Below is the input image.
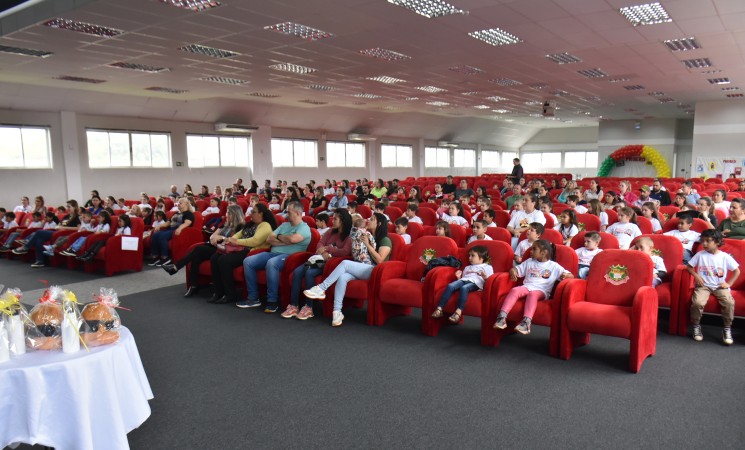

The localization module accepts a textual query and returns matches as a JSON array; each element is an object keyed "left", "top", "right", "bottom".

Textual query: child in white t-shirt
[
  {"left": 606, "top": 207, "right": 642, "bottom": 250},
  {"left": 634, "top": 236, "right": 667, "bottom": 287},
  {"left": 441, "top": 203, "right": 469, "bottom": 228},
  {"left": 686, "top": 229, "right": 740, "bottom": 345},
  {"left": 663, "top": 216, "right": 700, "bottom": 264},
  {"left": 467, "top": 220, "right": 492, "bottom": 244},
  {"left": 432, "top": 245, "right": 494, "bottom": 323},
  {"left": 494, "top": 239, "right": 573, "bottom": 334},
  {"left": 395, "top": 217, "right": 411, "bottom": 244},
  {"left": 201, "top": 197, "right": 220, "bottom": 217},
  {"left": 554, "top": 209, "right": 579, "bottom": 245},
  {"left": 575, "top": 231, "right": 603, "bottom": 280},
  {"left": 566, "top": 195, "right": 587, "bottom": 214},
  {"left": 315, "top": 212, "right": 330, "bottom": 236},
  {"left": 405, "top": 204, "right": 423, "bottom": 225},
  {"left": 515, "top": 222, "right": 544, "bottom": 265},
  {"left": 482, "top": 209, "right": 497, "bottom": 228},
  {"left": 507, "top": 195, "right": 546, "bottom": 250}
]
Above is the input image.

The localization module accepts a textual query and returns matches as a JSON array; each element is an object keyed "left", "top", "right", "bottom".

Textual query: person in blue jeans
[
  {"left": 240, "top": 201, "right": 312, "bottom": 313},
  {"left": 431, "top": 245, "right": 493, "bottom": 324}
]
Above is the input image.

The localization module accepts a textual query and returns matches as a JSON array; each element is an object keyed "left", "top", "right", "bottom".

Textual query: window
[
  {"left": 381, "top": 144, "right": 412, "bottom": 168},
  {"left": 481, "top": 150, "right": 500, "bottom": 169},
  {"left": 271, "top": 138, "right": 317, "bottom": 167},
  {"left": 453, "top": 149, "right": 475, "bottom": 167},
  {"left": 86, "top": 129, "right": 171, "bottom": 168},
  {"left": 0, "top": 125, "right": 52, "bottom": 169},
  {"left": 186, "top": 135, "right": 250, "bottom": 168},
  {"left": 425, "top": 146, "right": 450, "bottom": 168},
  {"left": 521, "top": 152, "right": 562, "bottom": 170},
  {"left": 565, "top": 151, "right": 599, "bottom": 168},
  {"left": 501, "top": 151, "right": 518, "bottom": 171},
  {"left": 326, "top": 141, "right": 366, "bottom": 167}
]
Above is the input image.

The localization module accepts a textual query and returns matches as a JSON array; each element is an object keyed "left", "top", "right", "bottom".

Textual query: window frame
[
  {"left": 326, "top": 141, "right": 366, "bottom": 168},
  {"left": 85, "top": 128, "right": 172, "bottom": 169},
  {"left": 186, "top": 134, "right": 251, "bottom": 168},
  {"left": 0, "top": 124, "right": 53, "bottom": 169},
  {"left": 453, "top": 148, "right": 476, "bottom": 168},
  {"left": 271, "top": 138, "right": 318, "bottom": 168},
  {"left": 424, "top": 146, "right": 450, "bottom": 168},
  {"left": 381, "top": 143, "right": 413, "bottom": 168}
]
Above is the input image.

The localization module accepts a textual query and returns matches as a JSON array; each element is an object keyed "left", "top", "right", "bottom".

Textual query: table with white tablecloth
[{"left": 0, "top": 326, "right": 153, "bottom": 450}]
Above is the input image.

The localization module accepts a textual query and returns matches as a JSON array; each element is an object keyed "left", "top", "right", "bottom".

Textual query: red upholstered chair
[
  {"left": 385, "top": 207, "right": 403, "bottom": 222},
  {"left": 356, "top": 205, "right": 372, "bottom": 219},
  {"left": 559, "top": 250, "right": 658, "bottom": 373},
  {"left": 482, "top": 244, "right": 579, "bottom": 354},
  {"left": 519, "top": 228, "right": 563, "bottom": 246},
  {"left": 391, "top": 201, "right": 410, "bottom": 212},
  {"left": 658, "top": 206, "right": 679, "bottom": 223},
  {"left": 661, "top": 217, "right": 709, "bottom": 233},
  {"left": 494, "top": 210, "right": 511, "bottom": 228},
  {"left": 636, "top": 217, "right": 654, "bottom": 235},
  {"left": 423, "top": 240, "right": 513, "bottom": 337},
  {"left": 312, "top": 206, "right": 326, "bottom": 217},
  {"left": 570, "top": 231, "right": 620, "bottom": 250},
  {"left": 605, "top": 209, "right": 618, "bottom": 226},
  {"left": 88, "top": 217, "right": 146, "bottom": 276},
  {"left": 373, "top": 236, "right": 459, "bottom": 326},
  {"left": 315, "top": 233, "right": 407, "bottom": 321},
  {"left": 575, "top": 214, "right": 601, "bottom": 232},
  {"left": 542, "top": 212, "right": 555, "bottom": 229},
  {"left": 630, "top": 234, "right": 685, "bottom": 334},
  {"left": 418, "top": 207, "right": 437, "bottom": 226},
  {"left": 485, "top": 227, "right": 511, "bottom": 244},
  {"left": 302, "top": 216, "right": 317, "bottom": 228},
  {"left": 675, "top": 239, "right": 745, "bottom": 336},
  {"left": 406, "top": 222, "right": 424, "bottom": 242}
]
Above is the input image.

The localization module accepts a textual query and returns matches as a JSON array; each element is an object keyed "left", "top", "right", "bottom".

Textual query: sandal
[
  {"left": 431, "top": 307, "right": 443, "bottom": 319},
  {"left": 448, "top": 311, "right": 462, "bottom": 323}
]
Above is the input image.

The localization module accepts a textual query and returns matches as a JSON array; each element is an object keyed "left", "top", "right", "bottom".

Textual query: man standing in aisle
[
  {"left": 511, "top": 158, "right": 524, "bottom": 184},
  {"left": 240, "top": 201, "right": 311, "bottom": 313}
]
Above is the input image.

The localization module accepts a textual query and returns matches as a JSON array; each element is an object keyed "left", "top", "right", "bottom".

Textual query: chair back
[
  {"left": 570, "top": 231, "right": 620, "bottom": 250},
  {"left": 406, "top": 222, "right": 424, "bottom": 242},
  {"left": 658, "top": 206, "right": 680, "bottom": 222},
  {"left": 494, "top": 210, "right": 511, "bottom": 228},
  {"left": 576, "top": 214, "right": 601, "bottom": 232},
  {"left": 418, "top": 207, "right": 437, "bottom": 226},
  {"left": 404, "top": 236, "right": 459, "bottom": 281},
  {"left": 585, "top": 250, "right": 653, "bottom": 306},
  {"left": 485, "top": 227, "right": 511, "bottom": 244},
  {"left": 605, "top": 209, "right": 618, "bottom": 225},
  {"left": 385, "top": 206, "right": 403, "bottom": 222},
  {"left": 462, "top": 240, "right": 513, "bottom": 274},
  {"left": 302, "top": 216, "right": 317, "bottom": 228},
  {"left": 447, "top": 224, "right": 467, "bottom": 247},
  {"left": 630, "top": 234, "right": 683, "bottom": 275},
  {"left": 356, "top": 204, "right": 373, "bottom": 219},
  {"left": 636, "top": 216, "right": 654, "bottom": 235},
  {"left": 661, "top": 217, "right": 709, "bottom": 233},
  {"left": 720, "top": 239, "right": 745, "bottom": 291},
  {"left": 387, "top": 233, "right": 407, "bottom": 261}
]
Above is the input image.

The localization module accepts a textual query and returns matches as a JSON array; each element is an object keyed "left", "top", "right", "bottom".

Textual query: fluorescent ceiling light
[
  {"left": 0, "top": 44, "right": 52, "bottom": 58},
  {"left": 146, "top": 86, "right": 188, "bottom": 93},
  {"left": 619, "top": 2, "right": 671, "bottom": 26},
  {"left": 214, "top": 123, "right": 258, "bottom": 133},
  {"left": 492, "top": 109, "right": 509, "bottom": 114},
  {"left": 427, "top": 101, "right": 450, "bottom": 106},
  {"left": 405, "top": 97, "right": 419, "bottom": 100},
  {"left": 108, "top": 62, "right": 169, "bottom": 73},
  {"left": 577, "top": 68, "right": 608, "bottom": 78},
  {"left": 179, "top": 44, "right": 239, "bottom": 58},
  {"left": 648, "top": 92, "right": 665, "bottom": 97},
  {"left": 55, "top": 75, "right": 106, "bottom": 84},
  {"left": 608, "top": 77, "right": 631, "bottom": 83},
  {"left": 367, "top": 76, "right": 406, "bottom": 84},
  {"left": 359, "top": 48, "right": 411, "bottom": 61},
  {"left": 269, "top": 63, "right": 317, "bottom": 74},
  {"left": 200, "top": 76, "right": 249, "bottom": 85},
  {"left": 486, "top": 96, "right": 507, "bottom": 102},
  {"left": 721, "top": 87, "right": 740, "bottom": 91},
  {"left": 490, "top": 78, "right": 521, "bottom": 86},
  {"left": 353, "top": 93, "right": 383, "bottom": 99},
  {"left": 449, "top": 64, "right": 483, "bottom": 75},
  {"left": 727, "top": 93, "right": 744, "bottom": 98},
  {"left": 298, "top": 99, "right": 327, "bottom": 105},
  {"left": 623, "top": 85, "right": 645, "bottom": 90},
  {"left": 473, "top": 105, "right": 490, "bottom": 109},
  {"left": 387, "top": 0, "right": 467, "bottom": 18},
  {"left": 682, "top": 58, "right": 712, "bottom": 68},
  {"left": 44, "top": 18, "right": 122, "bottom": 37},
  {"left": 657, "top": 97, "right": 675, "bottom": 103},
  {"left": 247, "top": 92, "right": 280, "bottom": 98},
  {"left": 663, "top": 37, "right": 699, "bottom": 51},
  {"left": 545, "top": 52, "right": 581, "bottom": 64},
  {"left": 159, "top": 1, "right": 221, "bottom": 12},
  {"left": 708, "top": 78, "right": 731, "bottom": 85},
  {"left": 306, "top": 84, "right": 334, "bottom": 91},
  {"left": 469, "top": 28, "right": 522, "bottom": 46},
  {"left": 416, "top": 85, "right": 446, "bottom": 93},
  {"left": 265, "top": 22, "right": 335, "bottom": 40}
]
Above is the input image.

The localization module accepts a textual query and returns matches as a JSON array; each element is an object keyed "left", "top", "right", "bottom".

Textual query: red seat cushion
[
  {"left": 568, "top": 303, "right": 632, "bottom": 339},
  {"left": 656, "top": 283, "right": 671, "bottom": 308},
  {"left": 380, "top": 279, "right": 423, "bottom": 307},
  {"left": 345, "top": 280, "right": 369, "bottom": 300}
]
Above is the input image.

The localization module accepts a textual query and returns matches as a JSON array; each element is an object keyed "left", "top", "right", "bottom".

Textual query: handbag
[
  {"left": 216, "top": 243, "right": 245, "bottom": 254},
  {"left": 304, "top": 254, "right": 326, "bottom": 269}
]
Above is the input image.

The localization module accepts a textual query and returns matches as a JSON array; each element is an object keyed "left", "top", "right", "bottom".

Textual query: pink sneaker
[
  {"left": 281, "top": 304, "right": 299, "bottom": 319},
  {"left": 296, "top": 305, "right": 314, "bottom": 320}
]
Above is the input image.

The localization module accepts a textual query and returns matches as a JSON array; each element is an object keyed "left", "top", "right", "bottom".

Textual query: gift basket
[
  {"left": 81, "top": 288, "right": 122, "bottom": 347},
  {"left": 27, "top": 286, "right": 65, "bottom": 351}
]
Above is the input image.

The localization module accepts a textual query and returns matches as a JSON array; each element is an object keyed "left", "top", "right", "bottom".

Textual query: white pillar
[{"left": 60, "top": 111, "right": 83, "bottom": 201}]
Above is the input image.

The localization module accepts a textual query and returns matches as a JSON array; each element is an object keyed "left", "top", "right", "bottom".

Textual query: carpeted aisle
[{"left": 120, "top": 285, "right": 745, "bottom": 449}]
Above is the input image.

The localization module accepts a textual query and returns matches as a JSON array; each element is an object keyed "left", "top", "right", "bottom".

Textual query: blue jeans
[
  {"left": 150, "top": 229, "right": 175, "bottom": 258},
  {"left": 27, "top": 230, "right": 54, "bottom": 263},
  {"left": 318, "top": 260, "right": 374, "bottom": 312},
  {"left": 578, "top": 265, "right": 590, "bottom": 280},
  {"left": 70, "top": 236, "right": 87, "bottom": 252},
  {"left": 290, "top": 264, "right": 323, "bottom": 307},
  {"left": 243, "top": 252, "right": 289, "bottom": 304},
  {"left": 683, "top": 249, "right": 692, "bottom": 265},
  {"left": 437, "top": 279, "right": 479, "bottom": 310}
]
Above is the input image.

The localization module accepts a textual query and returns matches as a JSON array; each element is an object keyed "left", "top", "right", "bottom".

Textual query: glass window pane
[
  {"left": 437, "top": 148, "right": 449, "bottom": 167},
  {"left": 398, "top": 146, "right": 412, "bottom": 167},
  {"left": 586, "top": 151, "right": 598, "bottom": 168},
  {"left": 425, "top": 147, "right": 436, "bottom": 167},
  {"left": 131, "top": 133, "right": 152, "bottom": 167},
  {"left": 542, "top": 152, "right": 561, "bottom": 168},
  {"left": 381, "top": 145, "right": 396, "bottom": 167},
  {"left": 187, "top": 135, "right": 204, "bottom": 168},
  {"left": 521, "top": 153, "right": 541, "bottom": 169},
  {"left": 327, "top": 142, "right": 345, "bottom": 167},
  {"left": 220, "top": 137, "right": 236, "bottom": 166},
  {"left": 0, "top": 127, "right": 25, "bottom": 167},
  {"left": 347, "top": 143, "right": 365, "bottom": 167},
  {"left": 234, "top": 137, "right": 249, "bottom": 167},
  {"left": 564, "top": 152, "right": 584, "bottom": 168},
  {"left": 303, "top": 141, "right": 317, "bottom": 167},
  {"left": 271, "top": 139, "right": 289, "bottom": 166},
  {"left": 150, "top": 134, "right": 171, "bottom": 167},
  {"left": 202, "top": 136, "right": 220, "bottom": 167},
  {"left": 87, "top": 131, "right": 110, "bottom": 168},
  {"left": 501, "top": 151, "right": 518, "bottom": 171},
  {"left": 109, "top": 132, "right": 130, "bottom": 167}
]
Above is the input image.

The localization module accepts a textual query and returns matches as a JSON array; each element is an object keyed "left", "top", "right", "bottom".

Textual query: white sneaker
[
  {"left": 303, "top": 285, "right": 326, "bottom": 300},
  {"left": 723, "top": 327, "right": 734, "bottom": 346},
  {"left": 332, "top": 311, "right": 344, "bottom": 327}
]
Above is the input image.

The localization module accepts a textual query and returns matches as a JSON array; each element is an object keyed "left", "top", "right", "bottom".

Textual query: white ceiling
[{"left": 0, "top": 0, "right": 743, "bottom": 147}]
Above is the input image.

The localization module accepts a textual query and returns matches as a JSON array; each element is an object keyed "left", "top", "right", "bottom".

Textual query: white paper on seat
[{"left": 121, "top": 236, "right": 139, "bottom": 251}]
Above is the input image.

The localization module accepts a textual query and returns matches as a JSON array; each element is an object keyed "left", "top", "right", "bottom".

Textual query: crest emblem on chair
[
  {"left": 652, "top": 248, "right": 662, "bottom": 257},
  {"left": 604, "top": 264, "right": 630, "bottom": 285},
  {"left": 420, "top": 248, "right": 437, "bottom": 265},
  {"left": 663, "top": 213, "right": 670, "bottom": 221},
  {"left": 578, "top": 222, "right": 586, "bottom": 231}
]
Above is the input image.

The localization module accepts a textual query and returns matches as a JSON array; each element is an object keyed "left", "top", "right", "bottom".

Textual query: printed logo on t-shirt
[
  {"left": 540, "top": 269, "right": 551, "bottom": 279},
  {"left": 526, "top": 268, "right": 546, "bottom": 279},
  {"left": 604, "top": 264, "right": 630, "bottom": 285},
  {"left": 698, "top": 265, "right": 724, "bottom": 278}
]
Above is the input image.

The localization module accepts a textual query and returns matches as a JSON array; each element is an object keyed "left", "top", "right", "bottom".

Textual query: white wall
[{"left": 691, "top": 100, "right": 745, "bottom": 176}]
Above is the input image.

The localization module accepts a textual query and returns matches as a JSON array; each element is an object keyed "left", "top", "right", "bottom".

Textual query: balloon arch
[{"left": 597, "top": 145, "right": 671, "bottom": 178}]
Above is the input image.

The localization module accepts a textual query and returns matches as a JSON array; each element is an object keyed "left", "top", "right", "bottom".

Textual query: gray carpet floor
[{"left": 3, "top": 257, "right": 745, "bottom": 449}]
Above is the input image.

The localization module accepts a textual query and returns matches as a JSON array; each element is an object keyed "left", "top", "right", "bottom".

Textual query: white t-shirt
[
  {"left": 606, "top": 222, "right": 642, "bottom": 249},
  {"left": 486, "top": 222, "right": 497, "bottom": 228},
  {"left": 651, "top": 254, "right": 666, "bottom": 283},
  {"left": 508, "top": 209, "right": 546, "bottom": 229},
  {"left": 598, "top": 211, "right": 608, "bottom": 228},
  {"left": 467, "top": 234, "right": 492, "bottom": 244},
  {"left": 79, "top": 222, "right": 94, "bottom": 232},
  {"left": 555, "top": 224, "right": 579, "bottom": 241},
  {"left": 29, "top": 220, "right": 43, "bottom": 228},
  {"left": 714, "top": 201, "right": 731, "bottom": 217},
  {"left": 460, "top": 263, "right": 494, "bottom": 290},
  {"left": 151, "top": 219, "right": 166, "bottom": 230},
  {"left": 269, "top": 203, "right": 281, "bottom": 211},
  {"left": 317, "top": 227, "right": 329, "bottom": 236},
  {"left": 650, "top": 217, "right": 662, "bottom": 233},
  {"left": 545, "top": 212, "right": 558, "bottom": 227},
  {"left": 573, "top": 205, "right": 588, "bottom": 214},
  {"left": 202, "top": 206, "right": 220, "bottom": 216},
  {"left": 663, "top": 229, "right": 700, "bottom": 252},
  {"left": 4, "top": 220, "right": 18, "bottom": 230},
  {"left": 400, "top": 233, "right": 411, "bottom": 244},
  {"left": 116, "top": 226, "right": 132, "bottom": 236},
  {"left": 515, "top": 259, "right": 569, "bottom": 298},
  {"left": 515, "top": 238, "right": 534, "bottom": 261},
  {"left": 442, "top": 214, "right": 468, "bottom": 227},
  {"left": 407, "top": 215, "right": 423, "bottom": 224},
  {"left": 94, "top": 223, "right": 110, "bottom": 233},
  {"left": 575, "top": 247, "right": 602, "bottom": 266},
  {"left": 13, "top": 204, "right": 32, "bottom": 214},
  {"left": 688, "top": 250, "right": 739, "bottom": 290},
  {"left": 43, "top": 221, "right": 58, "bottom": 230}
]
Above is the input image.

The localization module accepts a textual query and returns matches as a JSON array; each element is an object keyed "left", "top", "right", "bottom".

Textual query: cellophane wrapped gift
[
  {"left": 61, "top": 289, "right": 84, "bottom": 354},
  {"left": 27, "top": 286, "right": 65, "bottom": 351},
  {"left": 0, "top": 288, "right": 29, "bottom": 357},
  {"left": 81, "top": 288, "right": 122, "bottom": 347},
  {"left": 0, "top": 290, "right": 17, "bottom": 363}
]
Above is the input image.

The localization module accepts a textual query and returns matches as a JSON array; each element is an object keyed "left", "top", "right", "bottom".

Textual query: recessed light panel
[
  {"left": 657, "top": 97, "right": 675, "bottom": 103},
  {"left": 727, "top": 93, "right": 744, "bottom": 98},
  {"left": 55, "top": 75, "right": 106, "bottom": 84},
  {"left": 306, "top": 84, "right": 333, "bottom": 91},
  {"left": 682, "top": 58, "right": 712, "bottom": 69},
  {"left": 179, "top": 44, "right": 239, "bottom": 58},
  {"left": 528, "top": 83, "right": 549, "bottom": 90},
  {"left": 353, "top": 93, "right": 383, "bottom": 99},
  {"left": 367, "top": 76, "right": 406, "bottom": 84},
  {"left": 619, "top": 2, "right": 672, "bottom": 26},
  {"left": 387, "top": 0, "right": 467, "bottom": 18},
  {"left": 416, "top": 85, "right": 446, "bottom": 93},
  {"left": 469, "top": 28, "right": 522, "bottom": 47},
  {"left": 551, "top": 89, "right": 570, "bottom": 97},
  {"left": 299, "top": 99, "right": 328, "bottom": 105},
  {"left": 426, "top": 101, "right": 450, "bottom": 106},
  {"left": 701, "top": 69, "right": 722, "bottom": 74},
  {"left": 146, "top": 86, "right": 188, "bottom": 93},
  {"left": 473, "top": 105, "right": 490, "bottom": 109},
  {"left": 269, "top": 63, "right": 317, "bottom": 74},
  {"left": 623, "top": 85, "right": 645, "bottom": 90},
  {"left": 449, "top": 65, "right": 484, "bottom": 75},
  {"left": 708, "top": 78, "right": 731, "bottom": 85},
  {"left": 0, "top": 44, "right": 52, "bottom": 58},
  {"left": 577, "top": 68, "right": 608, "bottom": 78},
  {"left": 608, "top": 77, "right": 631, "bottom": 83},
  {"left": 492, "top": 109, "right": 509, "bottom": 114},
  {"left": 664, "top": 37, "right": 700, "bottom": 52},
  {"left": 108, "top": 62, "right": 169, "bottom": 73},
  {"left": 486, "top": 96, "right": 507, "bottom": 102},
  {"left": 359, "top": 48, "right": 411, "bottom": 61},
  {"left": 721, "top": 87, "right": 740, "bottom": 91},
  {"left": 461, "top": 92, "right": 479, "bottom": 96},
  {"left": 490, "top": 78, "right": 521, "bottom": 87},
  {"left": 200, "top": 76, "right": 249, "bottom": 85},
  {"left": 404, "top": 96, "right": 419, "bottom": 100},
  {"left": 44, "top": 18, "right": 122, "bottom": 37},
  {"left": 265, "top": 22, "right": 335, "bottom": 40},
  {"left": 159, "top": 1, "right": 221, "bottom": 12},
  {"left": 247, "top": 92, "right": 280, "bottom": 98},
  {"left": 648, "top": 92, "right": 665, "bottom": 97},
  {"left": 545, "top": 52, "right": 582, "bottom": 64}
]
